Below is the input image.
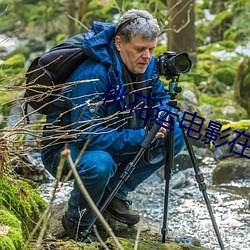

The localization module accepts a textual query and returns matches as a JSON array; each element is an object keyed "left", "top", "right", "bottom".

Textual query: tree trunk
[
  {"left": 167, "top": 0, "right": 196, "bottom": 63},
  {"left": 78, "top": 0, "right": 88, "bottom": 20},
  {"left": 67, "top": 0, "right": 77, "bottom": 36}
]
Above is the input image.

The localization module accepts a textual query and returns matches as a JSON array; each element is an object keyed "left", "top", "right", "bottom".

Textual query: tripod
[
  {"left": 161, "top": 77, "right": 225, "bottom": 249},
  {"left": 82, "top": 77, "right": 225, "bottom": 250}
]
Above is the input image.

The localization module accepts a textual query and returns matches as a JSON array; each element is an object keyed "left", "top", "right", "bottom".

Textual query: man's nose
[{"left": 142, "top": 49, "right": 151, "bottom": 59}]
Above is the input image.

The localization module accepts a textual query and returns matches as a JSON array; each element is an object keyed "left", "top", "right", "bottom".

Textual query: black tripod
[
  {"left": 81, "top": 116, "right": 162, "bottom": 240},
  {"left": 82, "top": 77, "right": 225, "bottom": 250},
  {"left": 161, "top": 77, "right": 225, "bottom": 249}
]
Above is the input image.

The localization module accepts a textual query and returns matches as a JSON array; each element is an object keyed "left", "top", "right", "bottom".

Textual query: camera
[{"left": 156, "top": 51, "right": 192, "bottom": 79}]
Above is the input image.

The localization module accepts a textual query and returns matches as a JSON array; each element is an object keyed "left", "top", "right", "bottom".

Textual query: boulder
[
  {"left": 213, "top": 156, "right": 250, "bottom": 184},
  {"left": 41, "top": 201, "right": 212, "bottom": 250}
]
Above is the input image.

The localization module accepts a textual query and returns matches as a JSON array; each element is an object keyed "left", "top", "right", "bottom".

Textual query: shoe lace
[{"left": 123, "top": 199, "right": 132, "bottom": 209}]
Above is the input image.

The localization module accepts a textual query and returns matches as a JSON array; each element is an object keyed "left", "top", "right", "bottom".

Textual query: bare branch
[{"left": 62, "top": 148, "right": 124, "bottom": 250}]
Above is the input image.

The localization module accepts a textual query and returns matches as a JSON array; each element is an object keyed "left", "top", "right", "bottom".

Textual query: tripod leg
[
  {"left": 180, "top": 126, "right": 225, "bottom": 250},
  {"left": 81, "top": 122, "right": 161, "bottom": 240},
  {"left": 162, "top": 119, "right": 174, "bottom": 243}
]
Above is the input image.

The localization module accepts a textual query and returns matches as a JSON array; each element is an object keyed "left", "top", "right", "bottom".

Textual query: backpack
[{"left": 24, "top": 34, "right": 87, "bottom": 115}]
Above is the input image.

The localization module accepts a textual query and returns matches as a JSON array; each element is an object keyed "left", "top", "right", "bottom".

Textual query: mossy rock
[
  {"left": 0, "top": 174, "right": 47, "bottom": 239},
  {"left": 213, "top": 67, "right": 235, "bottom": 86},
  {"left": 234, "top": 57, "right": 250, "bottom": 116},
  {"left": 198, "top": 91, "right": 248, "bottom": 121},
  {"left": 106, "top": 237, "right": 210, "bottom": 250},
  {"left": 0, "top": 209, "right": 24, "bottom": 250}
]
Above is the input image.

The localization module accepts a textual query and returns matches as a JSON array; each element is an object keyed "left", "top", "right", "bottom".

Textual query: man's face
[{"left": 115, "top": 35, "right": 157, "bottom": 74}]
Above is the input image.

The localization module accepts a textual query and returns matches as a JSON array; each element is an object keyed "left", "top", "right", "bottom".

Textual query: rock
[
  {"left": 170, "top": 168, "right": 193, "bottom": 189},
  {"left": 43, "top": 201, "right": 212, "bottom": 250},
  {"left": 213, "top": 157, "right": 250, "bottom": 184},
  {"left": 181, "top": 89, "right": 198, "bottom": 105}
]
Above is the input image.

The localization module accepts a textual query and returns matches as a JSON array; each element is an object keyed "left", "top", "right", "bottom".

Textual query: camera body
[{"left": 156, "top": 51, "right": 192, "bottom": 79}]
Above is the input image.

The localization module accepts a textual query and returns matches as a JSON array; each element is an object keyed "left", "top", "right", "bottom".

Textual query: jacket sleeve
[{"left": 65, "top": 60, "right": 146, "bottom": 156}]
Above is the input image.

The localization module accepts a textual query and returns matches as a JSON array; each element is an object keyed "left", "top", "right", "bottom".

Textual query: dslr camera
[{"left": 156, "top": 51, "right": 192, "bottom": 79}]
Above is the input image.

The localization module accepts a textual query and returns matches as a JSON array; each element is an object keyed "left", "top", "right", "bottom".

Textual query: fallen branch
[{"left": 61, "top": 148, "right": 124, "bottom": 250}]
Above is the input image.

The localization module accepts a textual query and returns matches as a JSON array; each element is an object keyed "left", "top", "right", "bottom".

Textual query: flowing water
[{"left": 38, "top": 156, "right": 250, "bottom": 250}]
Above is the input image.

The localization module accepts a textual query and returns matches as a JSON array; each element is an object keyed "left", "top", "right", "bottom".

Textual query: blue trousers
[{"left": 41, "top": 126, "right": 185, "bottom": 226}]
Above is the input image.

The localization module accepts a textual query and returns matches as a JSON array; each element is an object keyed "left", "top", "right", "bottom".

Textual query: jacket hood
[{"left": 82, "top": 21, "right": 116, "bottom": 65}]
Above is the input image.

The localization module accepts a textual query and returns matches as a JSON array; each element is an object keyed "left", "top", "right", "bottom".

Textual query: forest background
[
  {"left": 0, "top": 0, "right": 250, "bottom": 128},
  {"left": 0, "top": 0, "right": 250, "bottom": 249}
]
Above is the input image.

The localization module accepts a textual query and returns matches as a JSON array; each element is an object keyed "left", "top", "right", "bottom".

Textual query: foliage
[
  {"left": 196, "top": 0, "right": 250, "bottom": 46},
  {"left": 198, "top": 89, "right": 248, "bottom": 122},
  {"left": 213, "top": 67, "right": 235, "bottom": 86},
  {"left": 0, "top": 174, "right": 47, "bottom": 238},
  {"left": 0, "top": 209, "right": 24, "bottom": 250},
  {"left": 234, "top": 57, "right": 250, "bottom": 116},
  {"left": 0, "top": 54, "right": 26, "bottom": 90}
]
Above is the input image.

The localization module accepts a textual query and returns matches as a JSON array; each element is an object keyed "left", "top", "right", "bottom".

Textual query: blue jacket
[{"left": 44, "top": 21, "right": 170, "bottom": 156}]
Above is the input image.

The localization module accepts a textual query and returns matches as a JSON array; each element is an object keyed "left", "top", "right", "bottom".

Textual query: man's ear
[{"left": 115, "top": 36, "right": 122, "bottom": 51}]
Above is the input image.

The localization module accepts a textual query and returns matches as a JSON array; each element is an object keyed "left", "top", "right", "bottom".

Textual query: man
[{"left": 41, "top": 9, "right": 185, "bottom": 241}]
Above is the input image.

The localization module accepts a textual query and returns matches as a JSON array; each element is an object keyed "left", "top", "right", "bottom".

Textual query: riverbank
[{"left": 38, "top": 155, "right": 250, "bottom": 250}]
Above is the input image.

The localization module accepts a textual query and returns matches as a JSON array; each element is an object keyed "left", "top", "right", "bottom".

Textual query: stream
[{"left": 38, "top": 155, "right": 250, "bottom": 250}]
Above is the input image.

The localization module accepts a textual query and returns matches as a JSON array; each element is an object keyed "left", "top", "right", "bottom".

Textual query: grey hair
[{"left": 115, "top": 9, "right": 160, "bottom": 43}]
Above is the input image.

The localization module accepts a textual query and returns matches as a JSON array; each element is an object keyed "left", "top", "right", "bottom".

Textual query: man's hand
[
  {"left": 155, "top": 125, "right": 167, "bottom": 139},
  {"left": 154, "top": 114, "right": 169, "bottom": 140}
]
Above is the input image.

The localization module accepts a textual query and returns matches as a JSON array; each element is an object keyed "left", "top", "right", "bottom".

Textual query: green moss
[
  {"left": 221, "top": 120, "right": 250, "bottom": 131},
  {"left": 199, "top": 95, "right": 224, "bottom": 107},
  {"left": 0, "top": 235, "right": 16, "bottom": 250},
  {"left": 7, "top": 228, "right": 24, "bottom": 249},
  {"left": 0, "top": 209, "right": 21, "bottom": 229},
  {"left": 105, "top": 237, "right": 206, "bottom": 250},
  {"left": 0, "top": 209, "right": 24, "bottom": 249},
  {"left": 213, "top": 67, "right": 235, "bottom": 86},
  {"left": 1, "top": 54, "right": 25, "bottom": 69},
  {"left": 234, "top": 58, "right": 250, "bottom": 115},
  {"left": 0, "top": 175, "right": 47, "bottom": 239},
  {"left": 217, "top": 40, "right": 237, "bottom": 51},
  {"left": 0, "top": 54, "right": 26, "bottom": 86}
]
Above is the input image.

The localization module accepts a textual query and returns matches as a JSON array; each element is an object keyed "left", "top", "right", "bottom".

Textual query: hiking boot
[
  {"left": 61, "top": 213, "right": 97, "bottom": 243},
  {"left": 105, "top": 196, "right": 140, "bottom": 225}
]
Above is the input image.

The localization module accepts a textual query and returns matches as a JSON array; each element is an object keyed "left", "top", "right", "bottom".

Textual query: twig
[
  {"left": 22, "top": 153, "right": 65, "bottom": 249},
  {"left": 61, "top": 148, "right": 124, "bottom": 250},
  {"left": 68, "top": 14, "right": 89, "bottom": 31},
  {"left": 134, "top": 218, "right": 142, "bottom": 250},
  {"left": 93, "top": 225, "right": 110, "bottom": 250}
]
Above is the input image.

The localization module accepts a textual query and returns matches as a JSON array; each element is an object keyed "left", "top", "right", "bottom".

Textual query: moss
[
  {"left": 234, "top": 58, "right": 250, "bottom": 116},
  {"left": 0, "top": 209, "right": 24, "bottom": 249},
  {"left": 221, "top": 120, "right": 250, "bottom": 131},
  {"left": 0, "top": 91, "right": 17, "bottom": 110},
  {"left": 1, "top": 54, "right": 25, "bottom": 69},
  {"left": 213, "top": 67, "right": 235, "bottom": 86},
  {"left": 0, "top": 54, "right": 26, "bottom": 86},
  {"left": 0, "top": 235, "right": 16, "bottom": 250},
  {"left": 0, "top": 175, "right": 47, "bottom": 239},
  {"left": 7, "top": 228, "right": 24, "bottom": 249},
  {"left": 199, "top": 95, "right": 224, "bottom": 107},
  {"left": 0, "top": 209, "right": 21, "bottom": 229},
  {"left": 217, "top": 40, "right": 237, "bottom": 51},
  {"left": 105, "top": 237, "right": 207, "bottom": 250}
]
